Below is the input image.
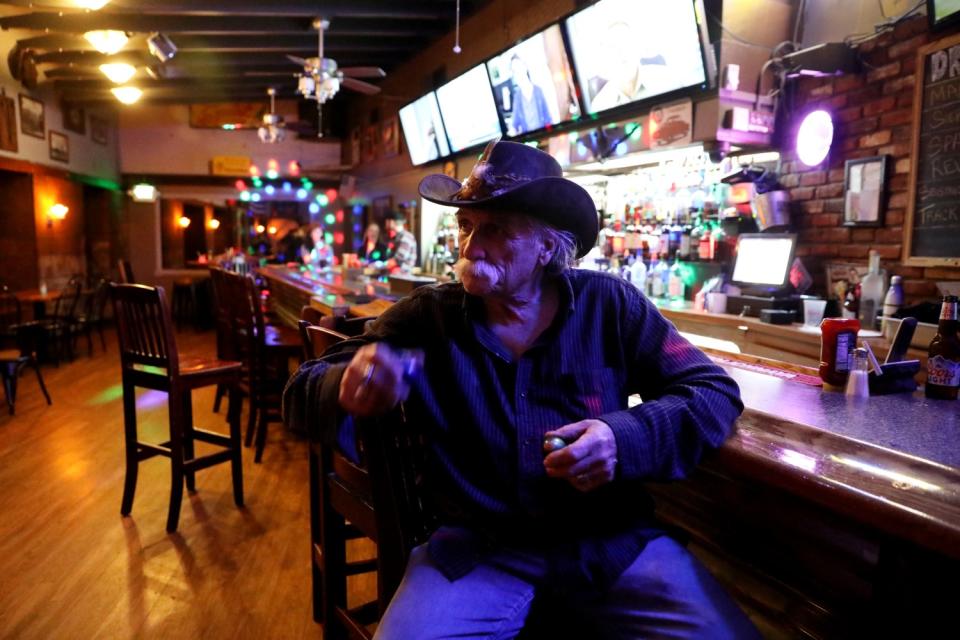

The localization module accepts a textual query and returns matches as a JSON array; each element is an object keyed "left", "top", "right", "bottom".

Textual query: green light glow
[
  {"left": 89, "top": 384, "right": 124, "bottom": 405},
  {"left": 324, "top": 213, "right": 335, "bottom": 225}
]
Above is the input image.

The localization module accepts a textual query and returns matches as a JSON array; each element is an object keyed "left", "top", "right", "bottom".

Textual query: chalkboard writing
[{"left": 906, "top": 33, "right": 960, "bottom": 266}]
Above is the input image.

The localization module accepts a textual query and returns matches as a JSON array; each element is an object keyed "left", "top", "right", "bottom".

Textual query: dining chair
[
  {"left": 110, "top": 283, "right": 244, "bottom": 533},
  {"left": 0, "top": 322, "right": 52, "bottom": 415}
]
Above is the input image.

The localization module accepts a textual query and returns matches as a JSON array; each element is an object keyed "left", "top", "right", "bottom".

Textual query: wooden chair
[
  {"left": 0, "top": 322, "right": 52, "bottom": 415},
  {"left": 117, "top": 259, "right": 135, "bottom": 284},
  {"left": 0, "top": 289, "right": 21, "bottom": 348},
  {"left": 73, "top": 278, "right": 110, "bottom": 356},
  {"left": 41, "top": 277, "right": 82, "bottom": 363},
  {"left": 110, "top": 283, "right": 244, "bottom": 533},
  {"left": 216, "top": 269, "right": 300, "bottom": 463}
]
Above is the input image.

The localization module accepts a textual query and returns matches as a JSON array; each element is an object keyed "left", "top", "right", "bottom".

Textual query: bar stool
[{"left": 110, "top": 283, "right": 244, "bottom": 533}]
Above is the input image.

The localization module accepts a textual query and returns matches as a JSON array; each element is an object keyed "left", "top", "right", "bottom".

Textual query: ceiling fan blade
[
  {"left": 244, "top": 71, "right": 299, "bottom": 77},
  {"left": 339, "top": 66, "right": 386, "bottom": 79},
  {"left": 286, "top": 54, "right": 310, "bottom": 67},
  {"left": 342, "top": 77, "right": 381, "bottom": 95}
]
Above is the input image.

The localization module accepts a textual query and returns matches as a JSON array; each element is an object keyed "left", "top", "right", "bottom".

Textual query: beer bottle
[{"left": 925, "top": 295, "right": 960, "bottom": 400}]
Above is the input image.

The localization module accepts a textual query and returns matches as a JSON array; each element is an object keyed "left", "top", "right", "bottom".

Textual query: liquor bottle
[
  {"left": 882, "top": 275, "right": 904, "bottom": 318},
  {"left": 650, "top": 252, "right": 667, "bottom": 298},
  {"left": 858, "top": 250, "right": 885, "bottom": 330},
  {"left": 668, "top": 258, "right": 685, "bottom": 301},
  {"left": 925, "top": 295, "right": 960, "bottom": 400}
]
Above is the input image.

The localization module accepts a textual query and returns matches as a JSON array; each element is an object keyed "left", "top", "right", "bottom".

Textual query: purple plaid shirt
[{"left": 284, "top": 269, "right": 742, "bottom": 589}]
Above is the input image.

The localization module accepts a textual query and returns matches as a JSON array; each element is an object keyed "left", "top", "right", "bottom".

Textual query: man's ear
[{"left": 539, "top": 235, "right": 557, "bottom": 267}]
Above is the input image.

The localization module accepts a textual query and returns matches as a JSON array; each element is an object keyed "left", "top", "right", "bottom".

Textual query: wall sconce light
[
  {"left": 178, "top": 215, "right": 191, "bottom": 229},
  {"left": 796, "top": 109, "right": 834, "bottom": 167},
  {"left": 128, "top": 183, "right": 158, "bottom": 202},
  {"left": 267, "top": 224, "right": 278, "bottom": 235},
  {"left": 255, "top": 223, "right": 266, "bottom": 234},
  {"left": 207, "top": 218, "right": 221, "bottom": 230},
  {"left": 47, "top": 203, "right": 69, "bottom": 228},
  {"left": 83, "top": 30, "right": 127, "bottom": 55}
]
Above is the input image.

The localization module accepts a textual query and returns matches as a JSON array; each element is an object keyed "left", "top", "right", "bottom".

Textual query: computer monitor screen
[
  {"left": 399, "top": 92, "right": 451, "bottom": 166},
  {"left": 485, "top": 24, "right": 580, "bottom": 137},
  {"left": 565, "top": 0, "right": 707, "bottom": 116},
  {"left": 731, "top": 234, "right": 797, "bottom": 289},
  {"left": 436, "top": 64, "right": 503, "bottom": 152}
]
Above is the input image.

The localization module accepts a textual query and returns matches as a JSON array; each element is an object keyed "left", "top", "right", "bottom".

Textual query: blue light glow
[{"left": 296, "top": 188, "right": 308, "bottom": 200}]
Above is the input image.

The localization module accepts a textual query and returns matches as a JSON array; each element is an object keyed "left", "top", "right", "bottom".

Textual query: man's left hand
[{"left": 543, "top": 419, "right": 618, "bottom": 492}]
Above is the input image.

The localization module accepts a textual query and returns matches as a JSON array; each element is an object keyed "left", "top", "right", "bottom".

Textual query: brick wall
[{"left": 779, "top": 15, "right": 959, "bottom": 304}]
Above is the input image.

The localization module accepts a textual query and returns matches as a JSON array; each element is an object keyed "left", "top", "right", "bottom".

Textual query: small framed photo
[
  {"left": 843, "top": 155, "right": 887, "bottom": 227},
  {"left": 62, "top": 101, "right": 86, "bottom": 135},
  {"left": 49, "top": 131, "right": 69, "bottom": 162},
  {"left": 381, "top": 116, "right": 399, "bottom": 158},
  {"left": 19, "top": 94, "right": 45, "bottom": 139},
  {"left": 90, "top": 115, "right": 108, "bottom": 145}
]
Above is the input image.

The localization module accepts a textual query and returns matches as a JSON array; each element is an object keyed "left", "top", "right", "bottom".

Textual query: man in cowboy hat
[{"left": 284, "top": 141, "right": 757, "bottom": 639}]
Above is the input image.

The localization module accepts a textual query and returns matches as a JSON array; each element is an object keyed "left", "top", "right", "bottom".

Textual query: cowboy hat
[{"left": 418, "top": 140, "right": 598, "bottom": 257}]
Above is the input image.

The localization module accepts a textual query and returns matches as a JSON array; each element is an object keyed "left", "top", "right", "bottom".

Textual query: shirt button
[{"left": 520, "top": 392, "right": 526, "bottom": 398}]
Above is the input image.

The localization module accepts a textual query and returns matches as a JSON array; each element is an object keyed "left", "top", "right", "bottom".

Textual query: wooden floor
[{"left": 0, "top": 330, "right": 373, "bottom": 639}]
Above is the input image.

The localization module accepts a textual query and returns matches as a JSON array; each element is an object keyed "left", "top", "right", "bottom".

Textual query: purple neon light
[{"left": 796, "top": 110, "right": 833, "bottom": 167}]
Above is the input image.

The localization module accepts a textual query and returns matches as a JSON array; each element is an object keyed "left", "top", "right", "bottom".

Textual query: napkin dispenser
[{"left": 868, "top": 317, "right": 920, "bottom": 395}]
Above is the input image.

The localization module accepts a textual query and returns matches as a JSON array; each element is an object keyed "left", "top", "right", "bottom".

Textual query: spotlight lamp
[{"left": 147, "top": 32, "right": 178, "bottom": 62}]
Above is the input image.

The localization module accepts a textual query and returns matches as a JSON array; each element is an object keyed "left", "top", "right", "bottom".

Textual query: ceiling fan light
[
  {"left": 99, "top": 62, "right": 136, "bottom": 84},
  {"left": 84, "top": 30, "right": 128, "bottom": 55},
  {"left": 111, "top": 86, "right": 142, "bottom": 105}
]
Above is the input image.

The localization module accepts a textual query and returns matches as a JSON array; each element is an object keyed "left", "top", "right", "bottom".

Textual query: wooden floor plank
[{"left": 0, "top": 330, "right": 370, "bottom": 639}]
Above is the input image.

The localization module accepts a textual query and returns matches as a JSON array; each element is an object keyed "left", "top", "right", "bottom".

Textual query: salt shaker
[{"left": 844, "top": 348, "right": 870, "bottom": 398}]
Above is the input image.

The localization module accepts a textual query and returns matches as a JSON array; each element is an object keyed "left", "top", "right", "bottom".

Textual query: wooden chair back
[
  {"left": 305, "top": 325, "right": 349, "bottom": 358},
  {"left": 109, "top": 283, "right": 179, "bottom": 381},
  {"left": 117, "top": 260, "right": 135, "bottom": 284}
]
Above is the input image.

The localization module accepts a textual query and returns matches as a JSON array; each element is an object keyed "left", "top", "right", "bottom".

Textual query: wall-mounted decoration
[
  {"left": 825, "top": 261, "right": 870, "bottom": 304},
  {"left": 0, "top": 90, "right": 17, "bottom": 152},
  {"left": 381, "top": 116, "right": 399, "bottom": 158},
  {"left": 62, "top": 101, "right": 86, "bottom": 135},
  {"left": 362, "top": 125, "right": 377, "bottom": 163},
  {"left": 843, "top": 155, "right": 887, "bottom": 227},
  {"left": 647, "top": 98, "right": 692, "bottom": 149},
  {"left": 189, "top": 102, "right": 265, "bottom": 129},
  {"left": 349, "top": 126, "right": 361, "bottom": 166},
  {"left": 904, "top": 32, "right": 960, "bottom": 266},
  {"left": 90, "top": 115, "right": 108, "bottom": 145},
  {"left": 49, "top": 130, "right": 69, "bottom": 163},
  {"left": 18, "top": 94, "right": 44, "bottom": 139}
]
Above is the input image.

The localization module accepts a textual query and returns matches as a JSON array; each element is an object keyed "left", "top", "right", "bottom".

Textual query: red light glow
[
  {"left": 333, "top": 231, "right": 345, "bottom": 245},
  {"left": 235, "top": 179, "right": 246, "bottom": 191},
  {"left": 288, "top": 160, "right": 300, "bottom": 176},
  {"left": 325, "top": 189, "right": 338, "bottom": 202},
  {"left": 335, "top": 209, "right": 344, "bottom": 223}
]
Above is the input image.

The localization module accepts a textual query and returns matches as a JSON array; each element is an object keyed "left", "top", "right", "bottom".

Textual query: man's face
[{"left": 454, "top": 208, "right": 545, "bottom": 297}]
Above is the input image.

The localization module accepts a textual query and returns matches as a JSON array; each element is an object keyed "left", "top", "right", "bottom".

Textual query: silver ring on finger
[{"left": 362, "top": 363, "right": 376, "bottom": 386}]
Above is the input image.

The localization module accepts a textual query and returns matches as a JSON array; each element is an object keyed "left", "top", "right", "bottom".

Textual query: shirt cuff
[{"left": 599, "top": 409, "right": 652, "bottom": 481}]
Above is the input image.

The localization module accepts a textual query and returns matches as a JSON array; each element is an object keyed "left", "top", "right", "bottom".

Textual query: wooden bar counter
[
  {"left": 257, "top": 264, "right": 395, "bottom": 327},
  {"left": 650, "top": 355, "right": 959, "bottom": 638}
]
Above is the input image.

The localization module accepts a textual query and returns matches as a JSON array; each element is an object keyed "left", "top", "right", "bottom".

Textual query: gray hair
[{"left": 527, "top": 218, "right": 578, "bottom": 274}]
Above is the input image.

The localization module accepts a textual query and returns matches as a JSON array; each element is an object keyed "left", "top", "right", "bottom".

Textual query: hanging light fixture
[
  {"left": 99, "top": 62, "right": 136, "bottom": 84},
  {"left": 111, "top": 86, "right": 142, "bottom": 105},
  {"left": 75, "top": 0, "right": 111, "bottom": 9},
  {"left": 84, "top": 30, "right": 128, "bottom": 55},
  {"left": 178, "top": 216, "right": 191, "bottom": 229}
]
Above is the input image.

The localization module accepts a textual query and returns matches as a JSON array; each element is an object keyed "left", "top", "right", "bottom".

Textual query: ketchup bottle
[{"left": 819, "top": 318, "right": 861, "bottom": 387}]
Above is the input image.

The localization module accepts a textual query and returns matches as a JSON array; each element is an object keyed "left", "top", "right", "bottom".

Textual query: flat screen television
[
  {"left": 485, "top": 24, "right": 581, "bottom": 137},
  {"left": 565, "top": 0, "right": 708, "bottom": 116},
  {"left": 435, "top": 64, "right": 503, "bottom": 152},
  {"left": 927, "top": 0, "right": 960, "bottom": 30},
  {"left": 399, "top": 92, "right": 451, "bottom": 166},
  {"left": 731, "top": 233, "right": 797, "bottom": 292}
]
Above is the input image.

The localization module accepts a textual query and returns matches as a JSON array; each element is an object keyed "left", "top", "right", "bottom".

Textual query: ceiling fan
[
  {"left": 286, "top": 17, "right": 386, "bottom": 138},
  {"left": 258, "top": 88, "right": 286, "bottom": 143}
]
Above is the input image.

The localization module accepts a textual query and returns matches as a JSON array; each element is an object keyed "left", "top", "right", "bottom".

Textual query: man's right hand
[{"left": 338, "top": 343, "right": 421, "bottom": 417}]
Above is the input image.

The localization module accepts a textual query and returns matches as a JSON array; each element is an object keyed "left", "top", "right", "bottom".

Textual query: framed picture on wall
[
  {"left": 90, "top": 115, "right": 108, "bottom": 145},
  {"left": 0, "top": 91, "right": 17, "bottom": 152},
  {"left": 381, "top": 116, "right": 399, "bottom": 158},
  {"left": 19, "top": 94, "right": 45, "bottom": 139},
  {"left": 843, "top": 155, "right": 887, "bottom": 227},
  {"left": 62, "top": 101, "right": 86, "bottom": 135},
  {"left": 49, "top": 131, "right": 69, "bottom": 162}
]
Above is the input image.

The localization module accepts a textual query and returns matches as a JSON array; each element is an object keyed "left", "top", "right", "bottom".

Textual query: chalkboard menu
[{"left": 905, "top": 33, "right": 960, "bottom": 266}]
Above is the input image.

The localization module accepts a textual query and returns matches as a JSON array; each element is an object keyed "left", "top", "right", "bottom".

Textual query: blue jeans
[{"left": 374, "top": 535, "right": 760, "bottom": 640}]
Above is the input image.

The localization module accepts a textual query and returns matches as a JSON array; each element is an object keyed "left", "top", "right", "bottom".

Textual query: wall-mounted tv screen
[
  {"left": 435, "top": 64, "right": 503, "bottom": 152},
  {"left": 927, "top": 0, "right": 960, "bottom": 30},
  {"left": 485, "top": 24, "right": 581, "bottom": 137},
  {"left": 399, "top": 92, "right": 451, "bottom": 166},
  {"left": 565, "top": 0, "right": 707, "bottom": 115}
]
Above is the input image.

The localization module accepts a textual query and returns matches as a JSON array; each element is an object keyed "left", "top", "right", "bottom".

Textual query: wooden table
[{"left": 15, "top": 289, "right": 62, "bottom": 320}]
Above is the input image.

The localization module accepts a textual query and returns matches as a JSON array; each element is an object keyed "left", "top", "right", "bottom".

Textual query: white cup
[
  {"left": 706, "top": 292, "right": 728, "bottom": 314},
  {"left": 803, "top": 299, "right": 827, "bottom": 327}
]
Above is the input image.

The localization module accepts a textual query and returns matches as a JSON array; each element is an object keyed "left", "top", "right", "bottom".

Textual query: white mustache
[{"left": 454, "top": 258, "right": 500, "bottom": 283}]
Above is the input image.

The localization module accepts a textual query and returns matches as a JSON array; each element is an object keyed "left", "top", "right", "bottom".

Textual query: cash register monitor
[{"left": 731, "top": 233, "right": 797, "bottom": 293}]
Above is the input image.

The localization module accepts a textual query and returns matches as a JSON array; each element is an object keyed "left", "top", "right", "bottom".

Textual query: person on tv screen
[
  {"left": 589, "top": 21, "right": 670, "bottom": 113},
  {"left": 284, "top": 141, "right": 759, "bottom": 639},
  {"left": 509, "top": 54, "right": 551, "bottom": 135}
]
